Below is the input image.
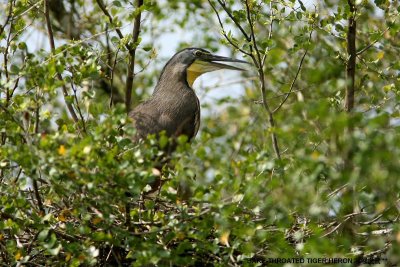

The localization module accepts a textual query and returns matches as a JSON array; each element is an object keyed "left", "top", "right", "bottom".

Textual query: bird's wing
[
  {"left": 130, "top": 102, "right": 163, "bottom": 140},
  {"left": 131, "top": 93, "right": 200, "bottom": 141},
  {"left": 162, "top": 95, "right": 200, "bottom": 140},
  {"left": 192, "top": 96, "right": 200, "bottom": 139}
]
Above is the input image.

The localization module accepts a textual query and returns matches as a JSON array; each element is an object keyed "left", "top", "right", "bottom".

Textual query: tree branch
[
  {"left": 125, "top": 0, "right": 144, "bottom": 113},
  {"left": 71, "top": 82, "right": 87, "bottom": 132},
  {"left": 208, "top": 0, "right": 251, "bottom": 56},
  {"left": 96, "top": 0, "right": 125, "bottom": 40},
  {"left": 95, "top": 0, "right": 143, "bottom": 112},
  {"left": 345, "top": 0, "right": 356, "bottom": 112},
  {"left": 43, "top": 0, "right": 80, "bottom": 124},
  {"left": 245, "top": 0, "right": 281, "bottom": 160},
  {"left": 216, "top": 0, "right": 251, "bottom": 42},
  {"left": 0, "top": 0, "right": 14, "bottom": 38},
  {"left": 32, "top": 177, "right": 44, "bottom": 214}
]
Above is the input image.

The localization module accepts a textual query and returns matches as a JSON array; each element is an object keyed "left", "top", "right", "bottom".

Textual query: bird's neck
[{"left": 154, "top": 68, "right": 192, "bottom": 95}]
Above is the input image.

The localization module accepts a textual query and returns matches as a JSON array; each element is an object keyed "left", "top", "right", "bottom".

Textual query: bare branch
[
  {"left": 357, "top": 228, "right": 393, "bottom": 236},
  {"left": 322, "top": 212, "right": 365, "bottom": 237},
  {"left": 105, "top": 23, "right": 115, "bottom": 108},
  {"left": 32, "top": 102, "right": 45, "bottom": 214}
]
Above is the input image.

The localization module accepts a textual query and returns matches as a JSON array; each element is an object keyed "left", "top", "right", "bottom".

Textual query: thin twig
[
  {"left": 12, "top": 0, "right": 44, "bottom": 20},
  {"left": 210, "top": 0, "right": 281, "bottom": 159},
  {"left": 26, "top": 231, "right": 40, "bottom": 254},
  {"left": 105, "top": 23, "right": 114, "bottom": 107},
  {"left": 96, "top": 0, "right": 125, "bottom": 40},
  {"left": 358, "top": 228, "right": 393, "bottom": 236},
  {"left": 110, "top": 246, "right": 122, "bottom": 266},
  {"left": 216, "top": 0, "right": 251, "bottom": 42},
  {"left": 363, "top": 243, "right": 390, "bottom": 257},
  {"left": 32, "top": 178, "right": 44, "bottom": 214},
  {"left": 322, "top": 212, "right": 366, "bottom": 237},
  {"left": 356, "top": 27, "right": 390, "bottom": 56},
  {"left": 327, "top": 183, "right": 348, "bottom": 198},
  {"left": 358, "top": 213, "right": 384, "bottom": 225},
  {"left": 208, "top": 0, "right": 251, "bottom": 56},
  {"left": 273, "top": 29, "right": 313, "bottom": 113},
  {"left": 3, "top": 1, "right": 14, "bottom": 83},
  {"left": 0, "top": 0, "right": 16, "bottom": 149},
  {"left": 125, "top": 203, "right": 131, "bottom": 229},
  {"left": 34, "top": 94, "right": 40, "bottom": 135},
  {"left": 110, "top": 47, "right": 120, "bottom": 108},
  {"left": 321, "top": 217, "right": 349, "bottom": 237},
  {"left": 0, "top": 0, "right": 14, "bottom": 38},
  {"left": 261, "top": 1, "right": 274, "bottom": 67},
  {"left": 71, "top": 83, "right": 87, "bottom": 132}
]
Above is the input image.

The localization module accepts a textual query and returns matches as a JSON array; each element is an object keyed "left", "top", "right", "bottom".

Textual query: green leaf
[
  {"left": 10, "top": 64, "right": 20, "bottom": 74},
  {"left": 112, "top": 0, "right": 122, "bottom": 7},
  {"left": 298, "top": 0, "right": 306, "bottom": 11},
  {"left": 38, "top": 229, "right": 49, "bottom": 241}
]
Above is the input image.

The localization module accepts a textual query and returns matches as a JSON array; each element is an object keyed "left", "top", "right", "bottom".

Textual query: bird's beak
[
  {"left": 196, "top": 53, "right": 249, "bottom": 72},
  {"left": 187, "top": 53, "right": 249, "bottom": 86}
]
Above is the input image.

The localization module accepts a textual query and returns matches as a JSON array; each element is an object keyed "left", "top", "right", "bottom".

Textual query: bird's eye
[
  {"left": 194, "top": 50, "right": 202, "bottom": 57},
  {"left": 193, "top": 50, "right": 211, "bottom": 57}
]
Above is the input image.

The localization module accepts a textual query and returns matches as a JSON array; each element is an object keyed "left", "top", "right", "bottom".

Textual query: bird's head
[{"left": 160, "top": 48, "right": 249, "bottom": 87}]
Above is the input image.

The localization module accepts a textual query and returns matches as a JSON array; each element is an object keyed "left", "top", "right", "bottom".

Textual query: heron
[
  {"left": 129, "top": 48, "right": 247, "bottom": 196},
  {"left": 130, "top": 48, "right": 247, "bottom": 148}
]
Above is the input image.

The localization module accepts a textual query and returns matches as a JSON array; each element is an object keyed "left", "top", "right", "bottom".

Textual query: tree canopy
[{"left": 1, "top": 0, "right": 399, "bottom": 266}]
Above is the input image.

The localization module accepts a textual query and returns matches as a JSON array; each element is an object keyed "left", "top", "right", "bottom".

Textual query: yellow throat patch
[{"left": 186, "top": 60, "right": 221, "bottom": 87}]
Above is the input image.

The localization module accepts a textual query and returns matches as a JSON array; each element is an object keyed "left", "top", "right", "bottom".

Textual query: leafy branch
[
  {"left": 209, "top": 0, "right": 283, "bottom": 159},
  {"left": 273, "top": 28, "right": 313, "bottom": 113},
  {"left": 244, "top": 0, "right": 281, "bottom": 160},
  {"left": 96, "top": 0, "right": 144, "bottom": 112}
]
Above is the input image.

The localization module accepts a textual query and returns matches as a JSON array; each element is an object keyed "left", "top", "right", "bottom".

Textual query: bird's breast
[{"left": 154, "top": 89, "right": 200, "bottom": 139}]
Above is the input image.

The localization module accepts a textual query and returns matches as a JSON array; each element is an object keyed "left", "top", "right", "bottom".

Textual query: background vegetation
[{"left": 1, "top": 0, "right": 399, "bottom": 266}]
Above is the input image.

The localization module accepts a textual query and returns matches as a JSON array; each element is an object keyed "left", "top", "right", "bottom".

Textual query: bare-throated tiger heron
[{"left": 130, "top": 48, "right": 247, "bottom": 148}]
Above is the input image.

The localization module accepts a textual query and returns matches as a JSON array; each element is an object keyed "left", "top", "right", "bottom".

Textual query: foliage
[{"left": 1, "top": 0, "right": 400, "bottom": 266}]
